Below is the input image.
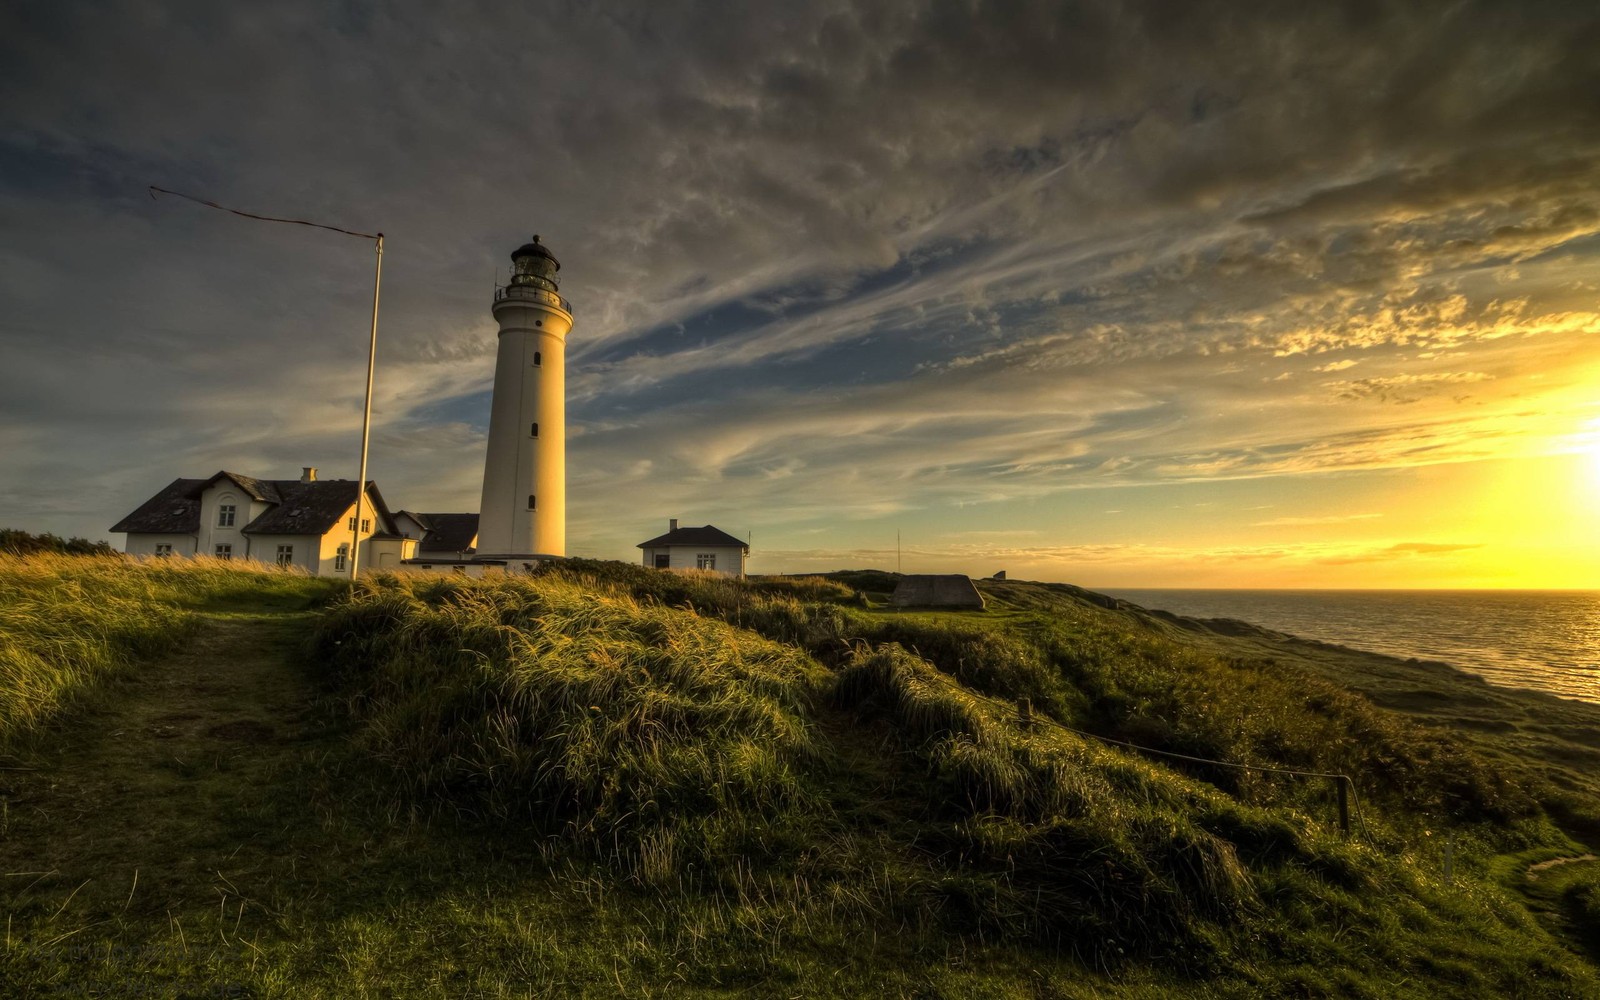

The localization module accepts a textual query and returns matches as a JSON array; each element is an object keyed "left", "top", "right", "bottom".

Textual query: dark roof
[
  {"left": 636, "top": 525, "right": 748, "bottom": 550},
  {"left": 510, "top": 235, "right": 559, "bottom": 271},
  {"left": 414, "top": 513, "right": 479, "bottom": 554},
  {"left": 890, "top": 575, "right": 986, "bottom": 609},
  {"left": 205, "top": 471, "right": 281, "bottom": 503},
  {"left": 396, "top": 510, "right": 433, "bottom": 531},
  {"left": 109, "top": 478, "right": 207, "bottom": 534},
  {"left": 243, "top": 480, "right": 391, "bottom": 536},
  {"left": 112, "top": 474, "right": 397, "bottom": 538}
]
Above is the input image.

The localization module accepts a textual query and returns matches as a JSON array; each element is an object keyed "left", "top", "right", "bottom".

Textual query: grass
[
  {"left": 0, "top": 553, "right": 340, "bottom": 748},
  {"left": 0, "top": 555, "right": 1597, "bottom": 996}
]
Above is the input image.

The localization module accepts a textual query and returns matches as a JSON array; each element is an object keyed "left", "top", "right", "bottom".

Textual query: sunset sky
[{"left": 2, "top": 1, "right": 1597, "bottom": 588}]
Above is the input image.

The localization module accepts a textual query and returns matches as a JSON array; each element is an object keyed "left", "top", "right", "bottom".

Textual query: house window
[
  {"left": 533, "top": 351, "right": 542, "bottom": 367},
  {"left": 276, "top": 544, "right": 294, "bottom": 567},
  {"left": 530, "top": 422, "right": 538, "bottom": 437},
  {"left": 654, "top": 554, "right": 670, "bottom": 569},
  {"left": 334, "top": 543, "right": 348, "bottom": 572},
  {"left": 361, "top": 518, "right": 371, "bottom": 533},
  {"left": 696, "top": 553, "right": 716, "bottom": 570},
  {"left": 215, "top": 544, "right": 232, "bottom": 560},
  {"left": 154, "top": 543, "right": 173, "bottom": 558},
  {"left": 528, "top": 494, "right": 536, "bottom": 510},
  {"left": 218, "top": 504, "right": 235, "bottom": 527},
  {"left": 348, "top": 516, "right": 357, "bottom": 531}
]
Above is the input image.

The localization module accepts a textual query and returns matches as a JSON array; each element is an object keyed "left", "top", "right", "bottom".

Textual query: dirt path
[
  {"left": 0, "top": 610, "right": 343, "bottom": 941},
  {"left": 1527, "top": 854, "right": 1600, "bottom": 881}
]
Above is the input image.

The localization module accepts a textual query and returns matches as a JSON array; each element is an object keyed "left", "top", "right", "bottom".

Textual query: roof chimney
[
  {"left": 669, "top": 518, "right": 678, "bottom": 532},
  {"left": 301, "top": 467, "right": 317, "bottom": 482}
]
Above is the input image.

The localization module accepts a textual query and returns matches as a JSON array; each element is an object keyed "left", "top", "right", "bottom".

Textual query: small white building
[
  {"left": 111, "top": 468, "right": 415, "bottom": 575},
  {"left": 394, "top": 511, "right": 488, "bottom": 575},
  {"left": 637, "top": 519, "right": 749, "bottom": 578}
]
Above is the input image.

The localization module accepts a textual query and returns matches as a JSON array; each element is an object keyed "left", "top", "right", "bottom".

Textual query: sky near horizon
[{"left": 2, "top": 1, "right": 1597, "bottom": 588}]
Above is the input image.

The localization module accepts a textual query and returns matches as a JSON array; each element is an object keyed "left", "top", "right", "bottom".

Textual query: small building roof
[
  {"left": 635, "top": 525, "right": 748, "bottom": 550},
  {"left": 890, "top": 575, "right": 986, "bottom": 609},
  {"left": 411, "top": 512, "right": 479, "bottom": 554}
]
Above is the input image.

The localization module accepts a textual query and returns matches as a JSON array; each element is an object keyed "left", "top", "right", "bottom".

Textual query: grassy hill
[{"left": 2, "top": 554, "right": 1597, "bottom": 996}]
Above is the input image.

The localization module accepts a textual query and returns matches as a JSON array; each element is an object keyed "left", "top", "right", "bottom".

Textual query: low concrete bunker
[{"left": 890, "top": 574, "right": 986, "bottom": 609}]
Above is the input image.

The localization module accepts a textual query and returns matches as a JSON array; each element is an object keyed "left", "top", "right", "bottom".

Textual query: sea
[{"left": 1099, "top": 589, "right": 1600, "bottom": 706}]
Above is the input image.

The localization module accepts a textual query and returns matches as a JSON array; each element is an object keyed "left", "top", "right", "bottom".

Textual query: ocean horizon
[{"left": 1098, "top": 587, "right": 1600, "bottom": 706}]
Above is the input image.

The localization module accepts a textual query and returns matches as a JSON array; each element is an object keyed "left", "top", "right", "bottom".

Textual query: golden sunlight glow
[{"left": 1581, "top": 418, "right": 1600, "bottom": 494}]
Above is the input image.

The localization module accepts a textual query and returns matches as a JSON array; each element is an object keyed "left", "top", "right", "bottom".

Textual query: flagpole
[
  {"left": 350, "top": 234, "right": 383, "bottom": 580},
  {"left": 148, "top": 186, "right": 383, "bottom": 581}
]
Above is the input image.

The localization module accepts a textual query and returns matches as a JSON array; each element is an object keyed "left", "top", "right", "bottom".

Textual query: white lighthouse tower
[{"left": 476, "top": 236, "right": 571, "bottom": 560}]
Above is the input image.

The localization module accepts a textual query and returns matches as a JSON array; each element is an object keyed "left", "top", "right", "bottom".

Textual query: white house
[
  {"left": 637, "top": 519, "right": 749, "bottom": 578},
  {"left": 111, "top": 468, "right": 418, "bottom": 575}
]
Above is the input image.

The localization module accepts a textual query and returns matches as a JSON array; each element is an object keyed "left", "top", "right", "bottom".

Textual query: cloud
[
  {"left": 1324, "top": 371, "right": 1493, "bottom": 403},
  {"left": 1315, "top": 542, "right": 1483, "bottom": 565},
  {"left": 761, "top": 537, "right": 1487, "bottom": 577},
  {"left": 0, "top": 0, "right": 1596, "bottom": 583},
  {"left": 1252, "top": 513, "right": 1383, "bottom": 528}
]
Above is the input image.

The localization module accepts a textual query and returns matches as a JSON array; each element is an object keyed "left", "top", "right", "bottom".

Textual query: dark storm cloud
[{"left": 1, "top": 0, "right": 1597, "bottom": 562}]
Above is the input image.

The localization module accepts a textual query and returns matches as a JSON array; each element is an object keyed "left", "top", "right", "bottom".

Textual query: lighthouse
[{"left": 476, "top": 236, "right": 571, "bottom": 560}]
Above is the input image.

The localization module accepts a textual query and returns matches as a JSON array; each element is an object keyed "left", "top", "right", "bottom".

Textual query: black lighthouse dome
[{"left": 510, "top": 235, "right": 560, "bottom": 293}]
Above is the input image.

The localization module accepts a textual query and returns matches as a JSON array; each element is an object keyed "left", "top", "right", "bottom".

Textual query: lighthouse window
[
  {"left": 530, "top": 422, "right": 539, "bottom": 437},
  {"left": 533, "top": 351, "right": 542, "bottom": 367},
  {"left": 528, "top": 494, "right": 536, "bottom": 510},
  {"left": 535, "top": 320, "right": 543, "bottom": 327}
]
